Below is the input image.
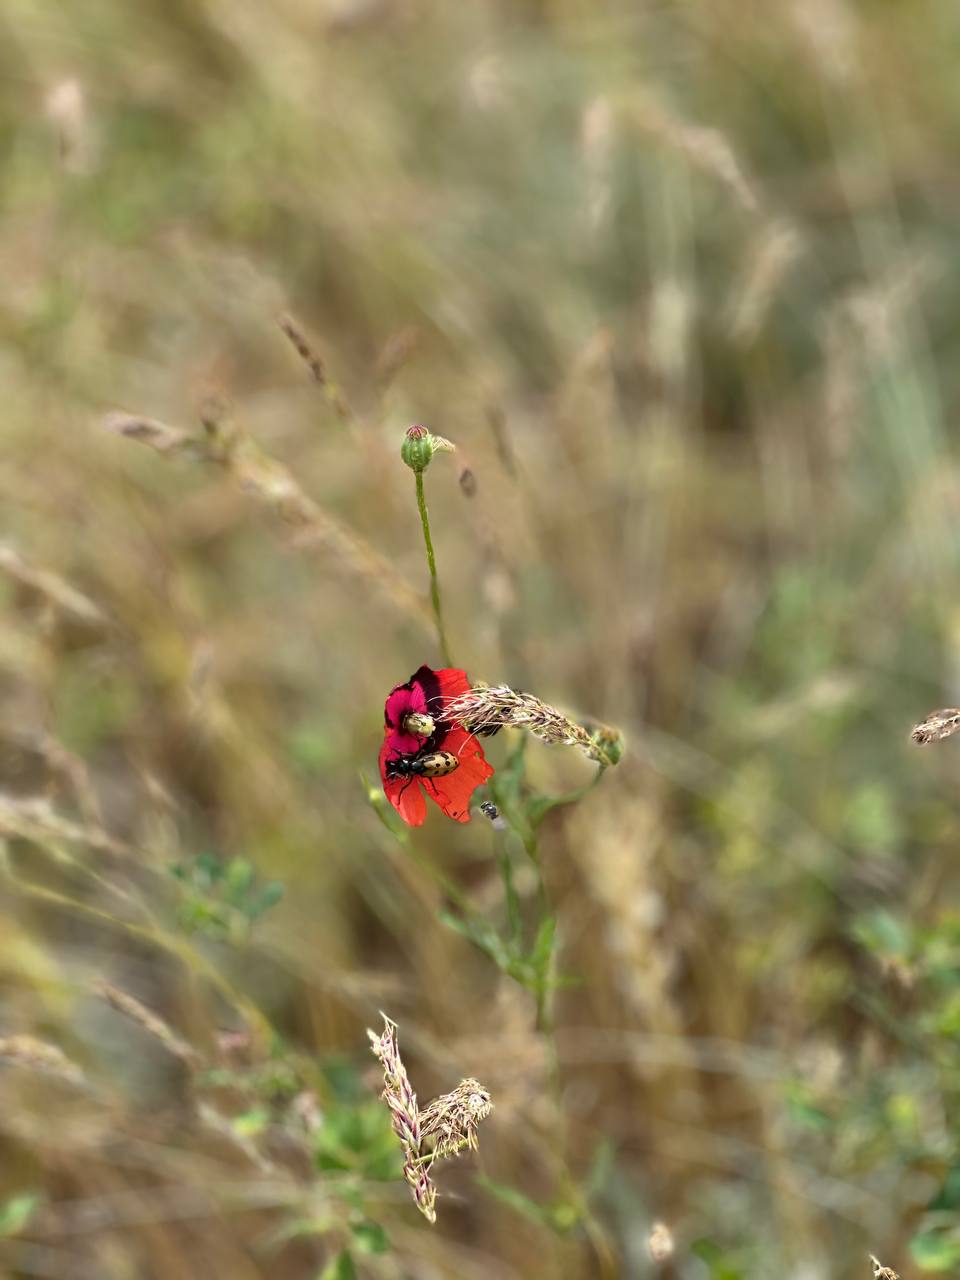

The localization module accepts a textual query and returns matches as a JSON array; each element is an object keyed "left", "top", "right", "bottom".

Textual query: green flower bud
[
  {"left": 591, "top": 726, "right": 624, "bottom": 767},
  {"left": 401, "top": 424, "right": 455, "bottom": 472},
  {"left": 401, "top": 425, "right": 434, "bottom": 472}
]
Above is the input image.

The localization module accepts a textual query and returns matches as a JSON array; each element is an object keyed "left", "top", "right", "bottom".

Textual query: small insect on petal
[
  {"left": 385, "top": 750, "right": 460, "bottom": 781},
  {"left": 402, "top": 711, "right": 435, "bottom": 737},
  {"left": 380, "top": 666, "right": 494, "bottom": 824}
]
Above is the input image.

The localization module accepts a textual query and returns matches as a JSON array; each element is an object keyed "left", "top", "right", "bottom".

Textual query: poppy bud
[
  {"left": 591, "top": 726, "right": 624, "bottom": 766},
  {"left": 401, "top": 425, "right": 455, "bottom": 472},
  {"left": 401, "top": 425, "right": 434, "bottom": 472}
]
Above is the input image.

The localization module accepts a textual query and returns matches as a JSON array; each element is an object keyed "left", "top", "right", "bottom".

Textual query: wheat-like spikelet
[
  {"left": 0, "top": 1035, "right": 86, "bottom": 1086},
  {"left": 368, "top": 1015, "right": 492, "bottom": 1224},
  {"left": 445, "top": 684, "right": 623, "bottom": 767},
  {"left": 277, "top": 312, "right": 351, "bottom": 420},
  {"left": 105, "top": 411, "right": 431, "bottom": 634},
  {"left": 911, "top": 708, "right": 960, "bottom": 744},
  {"left": 368, "top": 1015, "right": 437, "bottom": 1223},
  {"left": 95, "top": 980, "right": 200, "bottom": 1068},
  {"left": 869, "top": 1256, "right": 899, "bottom": 1280},
  {"left": 418, "top": 1078, "right": 492, "bottom": 1160}
]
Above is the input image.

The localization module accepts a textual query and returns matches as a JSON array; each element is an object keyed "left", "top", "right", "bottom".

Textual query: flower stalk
[
  {"left": 415, "top": 469, "right": 453, "bottom": 667},
  {"left": 401, "top": 426, "right": 455, "bottom": 667}
]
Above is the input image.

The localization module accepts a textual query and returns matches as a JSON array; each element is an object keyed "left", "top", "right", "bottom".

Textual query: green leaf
[
  {"left": 929, "top": 1165, "right": 960, "bottom": 1212},
  {"left": 360, "top": 770, "right": 409, "bottom": 844},
  {"left": 691, "top": 1239, "right": 745, "bottom": 1280},
  {"left": 785, "top": 1082, "right": 832, "bottom": 1133},
  {"left": 319, "top": 1250, "right": 357, "bottom": 1280},
  {"left": 476, "top": 1175, "right": 554, "bottom": 1227},
  {"left": 532, "top": 916, "right": 557, "bottom": 969},
  {"left": 438, "top": 908, "right": 512, "bottom": 971},
  {"left": 195, "top": 852, "right": 223, "bottom": 886},
  {"left": 350, "top": 1219, "right": 389, "bottom": 1254},
  {"left": 232, "top": 1106, "right": 270, "bottom": 1137},
  {"left": 0, "top": 1193, "right": 40, "bottom": 1238},
  {"left": 225, "top": 857, "right": 256, "bottom": 901},
  {"left": 248, "top": 881, "right": 285, "bottom": 920},
  {"left": 852, "top": 909, "right": 911, "bottom": 960},
  {"left": 911, "top": 1228, "right": 960, "bottom": 1271},
  {"left": 584, "top": 1137, "right": 617, "bottom": 1199}
]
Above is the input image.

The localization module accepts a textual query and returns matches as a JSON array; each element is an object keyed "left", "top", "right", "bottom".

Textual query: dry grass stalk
[
  {"left": 910, "top": 708, "right": 960, "bottom": 745},
  {"left": 0, "top": 543, "right": 108, "bottom": 628},
  {"left": 277, "top": 312, "right": 351, "bottom": 420},
  {"left": 869, "top": 1256, "right": 899, "bottom": 1280},
  {"left": 445, "top": 684, "right": 623, "bottom": 766},
  {"left": 418, "top": 1077, "right": 492, "bottom": 1160},
  {"left": 95, "top": 980, "right": 200, "bottom": 1067},
  {"left": 0, "top": 1034, "right": 85, "bottom": 1086},
  {"left": 368, "top": 1015, "right": 491, "bottom": 1224},
  {"left": 0, "top": 792, "right": 130, "bottom": 859},
  {"left": 627, "top": 89, "right": 759, "bottom": 215},
  {"left": 368, "top": 1015, "right": 437, "bottom": 1223},
  {"left": 105, "top": 411, "right": 431, "bottom": 634}
]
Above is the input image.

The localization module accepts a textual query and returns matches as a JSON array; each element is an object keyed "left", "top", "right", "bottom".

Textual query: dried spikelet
[
  {"left": 105, "top": 411, "right": 431, "bottom": 635},
  {"left": 419, "top": 1078, "right": 492, "bottom": 1160},
  {"left": 0, "top": 792, "right": 130, "bottom": 858},
  {"left": 445, "top": 684, "right": 623, "bottom": 767},
  {"left": 104, "top": 411, "right": 195, "bottom": 456},
  {"left": 45, "top": 77, "right": 94, "bottom": 172},
  {"left": 376, "top": 324, "right": 420, "bottom": 388},
  {"left": 0, "top": 543, "right": 107, "bottom": 628},
  {"left": 869, "top": 1256, "right": 899, "bottom": 1280},
  {"left": 627, "top": 89, "right": 759, "bottom": 215},
  {"left": 728, "top": 219, "right": 803, "bottom": 345},
  {"left": 648, "top": 1221, "right": 675, "bottom": 1263},
  {"left": 911, "top": 709, "right": 960, "bottom": 745},
  {"left": 95, "top": 980, "right": 200, "bottom": 1068},
  {"left": 277, "top": 312, "right": 351, "bottom": 420},
  {"left": 368, "top": 1015, "right": 437, "bottom": 1223},
  {"left": 0, "top": 1035, "right": 85, "bottom": 1086},
  {"left": 368, "top": 1015, "right": 491, "bottom": 1224}
]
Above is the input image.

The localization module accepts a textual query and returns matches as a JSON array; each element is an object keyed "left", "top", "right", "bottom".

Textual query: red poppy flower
[{"left": 379, "top": 665, "right": 494, "bottom": 826}]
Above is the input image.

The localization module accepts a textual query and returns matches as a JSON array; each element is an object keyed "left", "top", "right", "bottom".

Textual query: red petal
[
  {"left": 378, "top": 738, "right": 427, "bottom": 827},
  {"left": 422, "top": 728, "right": 494, "bottom": 823},
  {"left": 432, "top": 668, "right": 471, "bottom": 701}
]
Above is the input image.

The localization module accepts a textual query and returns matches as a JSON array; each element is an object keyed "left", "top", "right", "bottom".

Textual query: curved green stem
[{"left": 414, "top": 470, "right": 453, "bottom": 666}]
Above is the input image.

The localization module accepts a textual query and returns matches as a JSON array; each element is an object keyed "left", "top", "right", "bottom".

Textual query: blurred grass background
[{"left": 3, "top": 0, "right": 960, "bottom": 1276}]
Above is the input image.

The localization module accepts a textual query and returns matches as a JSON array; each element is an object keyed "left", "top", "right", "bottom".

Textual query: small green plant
[{"left": 170, "top": 852, "right": 284, "bottom": 941}]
